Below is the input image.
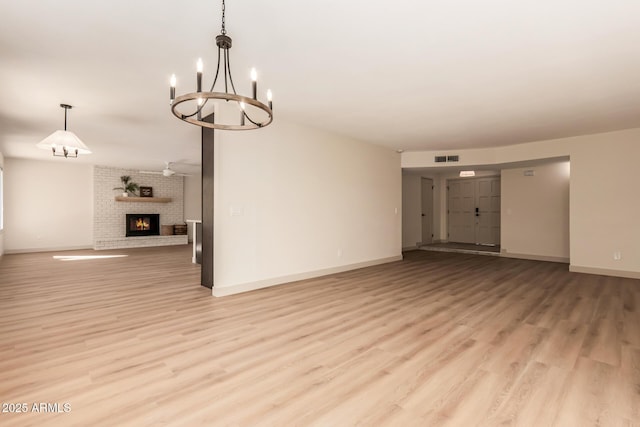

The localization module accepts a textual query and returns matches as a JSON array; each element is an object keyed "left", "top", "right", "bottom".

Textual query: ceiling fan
[{"left": 140, "top": 162, "right": 192, "bottom": 177}]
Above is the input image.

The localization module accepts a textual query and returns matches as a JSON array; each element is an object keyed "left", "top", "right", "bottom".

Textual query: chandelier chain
[{"left": 221, "top": 0, "right": 226, "bottom": 35}]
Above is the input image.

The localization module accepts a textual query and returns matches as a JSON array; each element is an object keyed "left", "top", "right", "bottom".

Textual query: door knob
[
  {"left": 422, "top": 213, "right": 425, "bottom": 217},
  {"left": 475, "top": 207, "right": 480, "bottom": 217}
]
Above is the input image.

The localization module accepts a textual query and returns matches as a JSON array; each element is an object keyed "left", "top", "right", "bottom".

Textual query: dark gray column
[{"left": 201, "top": 117, "right": 214, "bottom": 289}]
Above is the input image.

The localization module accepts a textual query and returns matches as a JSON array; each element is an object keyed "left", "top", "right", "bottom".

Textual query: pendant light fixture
[
  {"left": 169, "top": 0, "right": 273, "bottom": 130},
  {"left": 36, "top": 104, "right": 91, "bottom": 158}
]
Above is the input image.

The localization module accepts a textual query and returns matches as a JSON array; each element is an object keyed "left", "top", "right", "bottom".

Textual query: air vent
[{"left": 435, "top": 154, "right": 460, "bottom": 163}]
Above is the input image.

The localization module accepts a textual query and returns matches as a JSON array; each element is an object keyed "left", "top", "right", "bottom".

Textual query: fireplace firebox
[{"left": 125, "top": 214, "right": 160, "bottom": 237}]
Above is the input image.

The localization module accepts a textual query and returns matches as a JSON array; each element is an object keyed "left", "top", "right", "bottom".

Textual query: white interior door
[
  {"left": 448, "top": 180, "right": 476, "bottom": 243},
  {"left": 476, "top": 178, "right": 501, "bottom": 245},
  {"left": 448, "top": 176, "right": 501, "bottom": 245},
  {"left": 421, "top": 178, "right": 433, "bottom": 244}
]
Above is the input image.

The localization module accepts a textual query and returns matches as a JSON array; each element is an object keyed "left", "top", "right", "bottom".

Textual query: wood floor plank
[
  {"left": 619, "top": 345, "right": 640, "bottom": 421},
  {"left": 553, "top": 357, "right": 628, "bottom": 426},
  {"left": 0, "top": 246, "right": 638, "bottom": 426},
  {"left": 535, "top": 320, "right": 589, "bottom": 370},
  {"left": 488, "top": 362, "right": 568, "bottom": 426}
]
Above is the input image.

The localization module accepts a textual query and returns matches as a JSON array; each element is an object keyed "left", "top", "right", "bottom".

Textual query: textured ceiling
[{"left": 1, "top": 0, "right": 639, "bottom": 170}]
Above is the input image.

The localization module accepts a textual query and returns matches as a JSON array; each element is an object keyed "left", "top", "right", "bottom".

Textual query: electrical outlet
[
  {"left": 229, "top": 206, "right": 243, "bottom": 217},
  {"left": 613, "top": 251, "right": 622, "bottom": 261},
  {"left": 337, "top": 249, "right": 343, "bottom": 258}
]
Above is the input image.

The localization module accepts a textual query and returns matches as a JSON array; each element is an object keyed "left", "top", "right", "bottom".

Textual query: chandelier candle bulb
[
  {"left": 251, "top": 68, "right": 257, "bottom": 99},
  {"left": 170, "top": 74, "right": 176, "bottom": 104},
  {"left": 197, "top": 58, "right": 203, "bottom": 92},
  {"left": 197, "top": 97, "right": 203, "bottom": 120}
]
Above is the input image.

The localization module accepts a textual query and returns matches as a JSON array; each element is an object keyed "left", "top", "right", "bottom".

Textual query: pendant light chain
[{"left": 221, "top": 0, "right": 226, "bottom": 35}]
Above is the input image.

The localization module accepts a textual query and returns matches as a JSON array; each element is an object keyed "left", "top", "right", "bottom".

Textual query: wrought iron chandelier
[{"left": 169, "top": 0, "right": 273, "bottom": 130}]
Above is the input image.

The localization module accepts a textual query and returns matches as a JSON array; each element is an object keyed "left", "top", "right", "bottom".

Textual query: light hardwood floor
[{"left": 0, "top": 246, "right": 638, "bottom": 426}]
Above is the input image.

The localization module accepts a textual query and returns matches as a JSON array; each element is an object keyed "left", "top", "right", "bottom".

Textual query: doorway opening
[
  {"left": 447, "top": 175, "right": 501, "bottom": 246},
  {"left": 420, "top": 177, "right": 434, "bottom": 245}
]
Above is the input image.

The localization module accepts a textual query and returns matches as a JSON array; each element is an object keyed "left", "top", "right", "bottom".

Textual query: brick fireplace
[{"left": 93, "top": 166, "right": 187, "bottom": 250}]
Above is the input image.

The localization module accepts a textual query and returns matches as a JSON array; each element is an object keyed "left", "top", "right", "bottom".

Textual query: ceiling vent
[{"left": 435, "top": 155, "right": 460, "bottom": 163}]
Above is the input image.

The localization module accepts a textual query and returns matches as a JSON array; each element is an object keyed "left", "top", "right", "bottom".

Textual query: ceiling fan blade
[
  {"left": 139, "top": 170, "right": 163, "bottom": 175},
  {"left": 173, "top": 162, "right": 200, "bottom": 168}
]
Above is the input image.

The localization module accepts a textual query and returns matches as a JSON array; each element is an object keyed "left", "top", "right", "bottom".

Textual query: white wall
[
  {"left": 402, "top": 140, "right": 573, "bottom": 169},
  {"left": 501, "top": 161, "right": 570, "bottom": 262},
  {"left": 570, "top": 136, "right": 640, "bottom": 276},
  {"left": 183, "top": 174, "right": 202, "bottom": 242},
  {"left": 402, "top": 174, "right": 421, "bottom": 249},
  {"left": 0, "top": 151, "right": 4, "bottom": 256},
  {"left": 403, "top": 127, "right": 640, "bottom": 278},
  {"left": 4, "top": 158, "right": 93, "bottom": 252},
  {"left": 213, "top": 119, "right": 402, "bottom": 295}
]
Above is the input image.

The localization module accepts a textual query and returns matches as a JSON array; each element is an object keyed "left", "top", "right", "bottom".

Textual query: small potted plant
[{"left": 113, "top": 175, "right": 139, "bottom": 197}]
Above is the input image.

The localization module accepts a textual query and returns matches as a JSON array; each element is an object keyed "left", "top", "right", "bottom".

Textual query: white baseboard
[
  {"left": 500, "top": 251, "right": 569, "bottom": 264},
  {"left": 569, "top": 265, "right": 640, "bottom": 280},
  {"left": 5, "top": 245, "right": 93, "bottom": 254},
  {"left": 213, "top": 255, "right": 403, "bottom": 297}
]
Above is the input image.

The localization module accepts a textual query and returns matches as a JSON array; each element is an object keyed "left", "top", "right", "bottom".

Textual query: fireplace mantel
[{"left": 115, "top": 196, "right": 172, "bottom": 203}]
